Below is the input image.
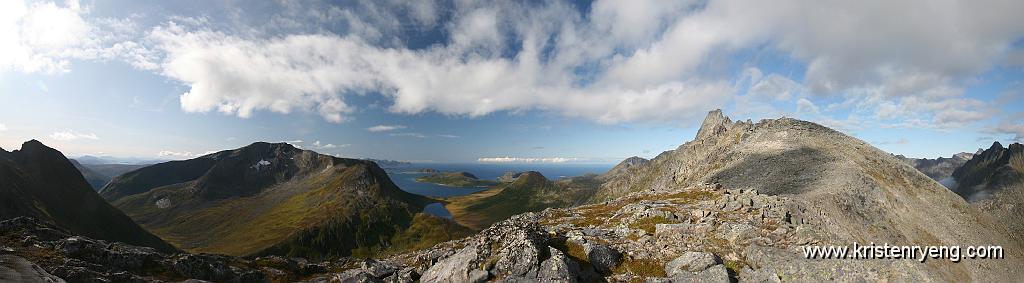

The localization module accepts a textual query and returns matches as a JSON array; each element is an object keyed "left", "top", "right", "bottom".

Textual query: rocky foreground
[
  {"left": 1, "top": 183, "right": 934, "bottom": 282},
  {"left": 323, "top": 184, "right": 937, "bottom": 282},
  {"left": 0, "top": 216, "right": 346, "bottom": 282}
]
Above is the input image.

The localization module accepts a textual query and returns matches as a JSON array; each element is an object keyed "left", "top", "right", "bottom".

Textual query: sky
[{"left": 0, "top": 0, "right": 1023, "bottom": 163}]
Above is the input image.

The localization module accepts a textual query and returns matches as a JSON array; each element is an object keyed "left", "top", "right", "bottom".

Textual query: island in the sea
[{"left": 415, "top": 171, "right": 498, "bottom": 187}]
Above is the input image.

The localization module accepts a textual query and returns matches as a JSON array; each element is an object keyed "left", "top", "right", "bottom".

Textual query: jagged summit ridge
[
  {"left": 694, "top": 109, "right": 733, "bottom": 140},
  {"left": 592, "top": 109, "right": 1023, "bottom": 281},
  {"left": 952, "top": 141, "right": 1024, "bottom": 201}
]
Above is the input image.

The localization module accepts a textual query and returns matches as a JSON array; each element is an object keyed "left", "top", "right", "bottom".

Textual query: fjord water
[{"left": 386, "top": 163, "right": 614, "bottom": 218}]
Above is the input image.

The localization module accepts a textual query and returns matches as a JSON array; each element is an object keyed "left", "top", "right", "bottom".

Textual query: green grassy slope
[
  {"left": 415, "top": 171, "right": 498, "bottom": 187},
  {"left": 106, "top": 142, "right": 464, "bottom": 259},
  {"left": 444, "top": 171, "right": 600, "bottom": 230}
]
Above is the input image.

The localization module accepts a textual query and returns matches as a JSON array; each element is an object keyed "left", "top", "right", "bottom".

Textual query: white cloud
[
  {"left": 876, "top": 138, "right": 909, "bottom": 145},
  {"left": 49, "top": 130, "right": 98, "bottom": 141},
  {"left": 795, "top": 98, "right": 819, "bottom": 115},
  {"left": 0, "top": 0, "right": 152, "bottom": 74},
  {"left": 367, "top": 124, "right": 406, "bottom": 132},
  {"left": 390, "top": 133, "right": 427, "bottom": 138},
  {"left": 157, "top": 150, "right": 215, "bottom": 159},
  {"left": 436, "top": 134, "right": 459, "bottom": 138},
  {"left": 283, "top": 139, "right": 304, "bottom": 144},
  {"left": 1, "top": 0, "right": 88, "bottom": 73},
  {"left": 477, "top": 157, "right": 582, "bottom": 163},
  {"left": 8, "top": 0, "right": 1024, "bottom": 130},
  {"left": 138, "top": 3, "right": 735, "bottom": 125},
  {"left": 984, "top": 117, "right": 1024, "bottom": 142},
  {"left": 749, "top": 73, "right": 803, "bottom": 101},
  {"left": 0, "top": 123, "right": 6, "bottom": 132},
  {"left": 312, "top": 140, "right": 348, "bottom": 149}
]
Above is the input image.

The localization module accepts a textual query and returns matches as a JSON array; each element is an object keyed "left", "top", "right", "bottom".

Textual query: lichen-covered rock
[
  {"left": 664, "top": 252, "right": 719, "bottom": 276},
  {"left": 650, "top": 264, "right": 729, "bottom": 283},
  {"left": 534, "top": 247, "right": 580, "bottom": 282},
  {"left": 738, "top": 267, "right": 782, "bottom": 283},
  {"left": 582, "top": 243, "right": 620, "bottom": 274},
  {"left": 420, "top": 245, "right": 480, "bottom": 283}
]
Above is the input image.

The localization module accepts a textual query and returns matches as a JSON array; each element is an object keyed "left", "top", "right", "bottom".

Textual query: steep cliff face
[
  {"left": 950, "top": 142, "right": 1024, "bottom": 243},
  {"left": 101, "top": 142, "right": 433, "bottom": 258},
  {"left": 0, "top": 140, "right": 175, "bottom": 252},
  {"left": 951, "top": 142, "right": 1024, "bottom": 201}
]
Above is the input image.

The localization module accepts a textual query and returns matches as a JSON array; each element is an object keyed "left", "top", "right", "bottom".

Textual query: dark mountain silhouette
[
  {"left": 0, "top": 140, "right": 175, "bottom": 252},
  {"left": 951, "top": 142, "right": 1024, "bottom": 201},
  {"left": 950, "top": 142, "right": 1024, "bottom": 242}
]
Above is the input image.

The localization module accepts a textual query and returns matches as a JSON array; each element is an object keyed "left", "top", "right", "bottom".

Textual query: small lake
[
  {"left": 386, "top": 163, "right": 614, "bottom": 218},
  {"left": 423, "top": 203, "right": 453, "bottom": 219}
]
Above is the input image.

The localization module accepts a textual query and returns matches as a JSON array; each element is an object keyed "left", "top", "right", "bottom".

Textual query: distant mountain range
[
  {"left": 73, "top": 155, "right": 166, "bottom": 165},
  {"left": 895, "top": 152, "right": 974, "bottom": 187},
  {"left": 0, "top": 140, "right": 175, "bottom": 252},
  {"left": 70, "top": 159, "right": 147, "bottom": 190},
  {"left": 98, "top": 142, "right": 453, "bottom": 258},
  {"left": 363, "top": 159, "right": 412, "bottom": 168}
]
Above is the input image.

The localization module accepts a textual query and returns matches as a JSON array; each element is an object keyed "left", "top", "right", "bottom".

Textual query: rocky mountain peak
[
  {"left": 455, "top": 171, "right": 478, "bottom": 179},
  {"left": 20, "top": 139, "right": 47, "bottom": 150},
  {"left": 694, "top": 109, "right": 733, "bottom": 140},
  {"left": 990, "top": 141, "right": 1004, "bottom": 150},
  {"left": 232, "top": 141, "right": 302, "bottom": 159},
  {"left": 590, "top": 112, "right": 1023, "bottom": 281},
  {"left": 512, "top": 171, "right": 548, "bottom": 187},
  {"left": 1009, "top": 142, "right": 1023, "bottom": 152},
  {"left": 0, "top": 140, "right": 176, "bottom": 252},
  {"left": 953, "top": 152, "right": 975, "bottom": 160},
  {"left": 619, "top": 156, "right": 648, "bottom": 167},
  {"left": 14, "top": 139, "right": 63, "bottom": 161},
  {"left": 601, "top": 156, "right": 650, "bottom": 180},
  {"left": 498, "top": 171, "right": 524, "bottom": 182}
]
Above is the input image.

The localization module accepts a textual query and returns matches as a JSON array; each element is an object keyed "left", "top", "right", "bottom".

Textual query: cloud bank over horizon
[
  {"left": 478, "top": 157, "right": 582, "bottom": 164},
  {"left": 2, "top": 0, "right": 1024, "bottom": 161}
]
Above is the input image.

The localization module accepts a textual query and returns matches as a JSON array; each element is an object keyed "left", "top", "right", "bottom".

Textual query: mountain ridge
[
  {"left": 0, "top": 140, "right": 175, "bottom": 252},
  {"left": 101, "top": 141, "right": 439, "bottom": 258},
  {"left": 588, "top": 110, "right": 1022, "bottom": 281}
]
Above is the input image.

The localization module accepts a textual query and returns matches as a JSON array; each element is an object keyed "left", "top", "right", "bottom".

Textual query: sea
[{"left": 385, "top": 163, "right": 614, "bottom": 218}]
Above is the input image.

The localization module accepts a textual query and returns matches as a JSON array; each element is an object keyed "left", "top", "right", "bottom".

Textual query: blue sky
[{"left": 1, "top": 0, "right": 1022, "bottom": 163}]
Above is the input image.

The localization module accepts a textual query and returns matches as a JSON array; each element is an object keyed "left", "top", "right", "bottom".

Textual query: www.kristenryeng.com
[{"left": 802, "top": 242, "right": 1004, "bottom": 263}]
